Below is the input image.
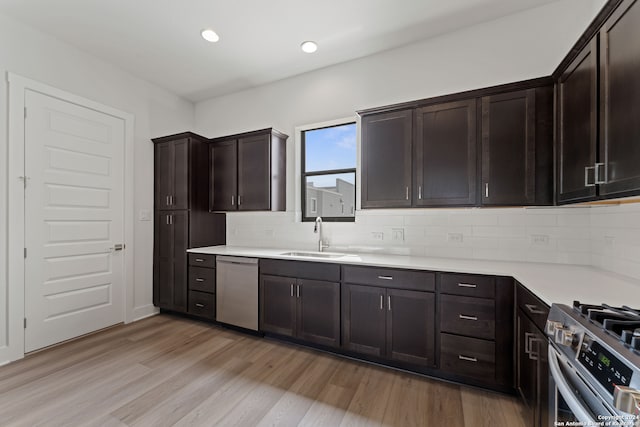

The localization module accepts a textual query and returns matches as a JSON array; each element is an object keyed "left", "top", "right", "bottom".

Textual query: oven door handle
[{"left": 548, "top": 346, "right": 596, "bottom": 423}]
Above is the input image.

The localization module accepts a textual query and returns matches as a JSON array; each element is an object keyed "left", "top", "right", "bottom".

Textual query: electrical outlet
[
  {"left": 448, "top": 233, "right": 463, "bottom": 243},
  {"left": 371, "top": 231, "right": 384, "bottom": 241},
  {"left": 138, "top": 209, "right": 151, "bottom": 221},
  {"left": 530, "top": 234, "right": 549, "bottom": 246},
  {"left": 391, "top": 228, "right": 404, "bottom": 242}
]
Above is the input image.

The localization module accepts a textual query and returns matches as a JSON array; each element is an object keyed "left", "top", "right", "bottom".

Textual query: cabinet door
[
  {"left": 238, "top": 134, "right": 271, "bottom": 210},
  {"left": 415, "top": 100, "right": 476, "bottom": 206},
  {"left": 534, "top": 328, "right": 549, "bottom": 427},
  {"left": 297, "top": 279, "right": 340, "bottom": 348},
  {"left": 172, "top": 211, "right": 189, "bottom": 312},
  {"left": 210, "top": 140, "right": 238, "bottom": 211},
  {"left": 341, "top": 284, "right": 386, "bottom": 357},
  {"left": 155, "top": 141, "right": 174, "bottom": 210},
  {"left": 386, "top": 289, "right": 435, "bottom": 366},
  {"left": 557, "top": 39, "right": 598, "bottom": 204},
  {"left": 599, "top": 0, "right": 640, "bottom": 197},
  {"left": 172, "top": 138, "right": 189, "bottom": 210},
  {"left": 481, "top": 89, "right": 536, "bottom": 205},
  {"left": 153, "top": 211, "right": 187, "bottom": 312},
  {"left": 516, "top": 311, "right": 538, "bottom": 427},
  {"left": 260, "top": 275, "right": 296, "bottom": 337},
  {"left": 361, "top": 110, "right": 412, "bottom": 208}
]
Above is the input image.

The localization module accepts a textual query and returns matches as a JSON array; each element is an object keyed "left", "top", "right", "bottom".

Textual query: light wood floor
[{"left": 0, "top": 314, "right": 529, "bottom": 427}]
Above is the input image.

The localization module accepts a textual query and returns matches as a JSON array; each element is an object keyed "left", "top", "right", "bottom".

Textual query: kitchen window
[{"left": 301, "top": 122, "right": 356, "bottom": 222}]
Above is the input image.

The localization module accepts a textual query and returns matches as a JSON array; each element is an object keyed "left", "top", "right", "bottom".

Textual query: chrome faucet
[{"left": 314, "top": 217, "right": 329, "bottom": 252}]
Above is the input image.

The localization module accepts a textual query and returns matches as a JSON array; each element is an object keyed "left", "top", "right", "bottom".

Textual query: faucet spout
[{"left": 314, "top": 217, "right": 327, "bottom": 252}]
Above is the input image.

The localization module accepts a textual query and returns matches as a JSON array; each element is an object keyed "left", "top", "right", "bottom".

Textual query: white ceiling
[{"left": 0, "top": 0, "right": 561, "bottom": 102}]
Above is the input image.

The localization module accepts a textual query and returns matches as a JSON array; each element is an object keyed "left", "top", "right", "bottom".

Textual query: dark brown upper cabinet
[
  {"left": 557, "top": 38, "right": 599, "bottom": 204},
  {"left": 361, "top": 110, "right": 413, "bottom": 208},
  {"left": 414, "top": 100, "right": 476, "bottom": 206},
  {"left": 481, "top": 89, "right": 536, "bottom": 206},
  {"left": 358, "top": 78, "right": 553, "bottom": 209},
  {"left": 209, "top": 128, "right": 287, "bottom": 212},
  {"left": 599, "top": 0, "right": 640, "bottom": 197},
  {"left": 152, "top": 132, "right": 226, "bottom": 314},
  {"left": 554, "top": 0, "right": 640, "bottom": 203}
]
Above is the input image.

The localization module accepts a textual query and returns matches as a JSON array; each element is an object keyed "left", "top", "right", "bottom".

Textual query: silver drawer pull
[
  {"left": 195, "top": 258, "right": 204, "bottom": 262},
  {"left": 458, "top": 355, "right": 478, "bottom": 363},
  {"left": 195, "top": 278, "right": 205, "bottom": 282},
  {"left": 377, "top": 275, "right": 393, "bottom": 280},
  {"left": 459, "top": 314, "right": 478, "bottom": 321},
  {"left": 525, "top": 303, "right": 546, "bottom": 315},
  {"left": 458, "top": 283, "right": 477, "bottom": 288},
  {"left": 195, "top": 303, "right": 205, "bottom": 308}
]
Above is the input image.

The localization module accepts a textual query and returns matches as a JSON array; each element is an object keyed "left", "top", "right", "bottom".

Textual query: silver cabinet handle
[
  {"left": 418, "top": 186, "right": 422, "bottom": 200},
  {"left": 290, "top": 284, "right": 294, "bottom": 297},
  {"left": 377, "top": 275, "right": 393, "bottom": 280},
  {"left": 195, "top": 303, "right": 205, "bottom": 308},
  {"left": 458, "top": 355, "right": 478, "bottom": 362},
  {"left": 238, "top": 195, "right": 242, "bottom": 205},
  {"left": 195, "top": 258, "right": 204, "bottom": 262},
  {"left": 166, "top": 215, "right": 169, "bottom": 225},
  {"left": 296, "top": 284, "right": 300, "bottom": 298},
  {"left": 484, "top": 183, "right": 489, "bottom": 198},
  {"left": 231, "top": 195, "right": 235, "bottom": 206},
  {"left": 524, "top": 332, "right": 535, "bottom": 355},
  {"left": 195, "top": 278, "right": 204, "bottom": 282},
  {"left": 585, "top": 166, "right": 596, "bottom": 187},
  {"left": 405, "top": 186, "right": 409, "bottom": 200},
  {"left": 170, "top": 195, "right": 174, "bottom": 205},
  {"left": 380, "top": 294, "right": 383, "bottom": 310},
  {"left": 595, "top": 162, "right": 606, "bottom": 184},
  {"left": 169, "top": 215, "right": 172, "bottom": 225},
  {"left": 525, "top": 303, "right": 546, "bottom": 315},
  {"left": 459, "top": 314, "right": 478, "bottom": 321},
  {"left": 458, "top": 283, "right": 477, "bottom": 288},
  {"left": 387, "top": 295, "right": 391, "bottom": 311},
  {"left": 166, "top": 195, "right": 170, "bottom": 206}
]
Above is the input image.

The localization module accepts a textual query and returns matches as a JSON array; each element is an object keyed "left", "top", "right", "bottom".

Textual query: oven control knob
[
  {"left": 546, "top": 320, "right": 563, "bottom": 337},
  {"left": 613, "top": 385, "right": 640, "bottom": 417},
  {"left": 555, "top": 328, "right": 577, "bottom": 348}
]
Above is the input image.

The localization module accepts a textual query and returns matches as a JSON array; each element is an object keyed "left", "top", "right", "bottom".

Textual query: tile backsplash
[{"left": 225, "top": 203, "right": 640, "bottom": 281}]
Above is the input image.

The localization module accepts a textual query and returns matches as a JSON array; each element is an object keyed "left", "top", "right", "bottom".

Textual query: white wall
[
  {"left": 0, "top": 13, "right": 193, "bottom": 364},
  {"left": 194, "top": 0, "right": 638, "bottom": 274}
]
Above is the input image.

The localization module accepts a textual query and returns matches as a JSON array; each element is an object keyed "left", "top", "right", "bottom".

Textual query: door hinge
[
  {"left": 24, "top": 318, "right": 27, "bottom": 329},
  {"left": 24, "top": 248, "right": 27, "bottom": 258}
]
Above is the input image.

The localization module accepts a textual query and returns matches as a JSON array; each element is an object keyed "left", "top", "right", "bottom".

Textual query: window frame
[{"left": 301, "top": 121, "right": 357, "bottom": 223}]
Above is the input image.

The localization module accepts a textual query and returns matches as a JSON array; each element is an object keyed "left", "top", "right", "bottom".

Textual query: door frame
[{"left": 4, "top": 73, "right": 135, "bottom": 363}]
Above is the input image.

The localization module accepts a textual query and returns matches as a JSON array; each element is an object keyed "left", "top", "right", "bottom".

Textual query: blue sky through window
[{"left": 304, "top": 123, "right": 356, "bottom": 173}]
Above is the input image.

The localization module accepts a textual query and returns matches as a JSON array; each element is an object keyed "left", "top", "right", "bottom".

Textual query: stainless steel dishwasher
[{"left": 216, "top": 256, "right": 259, "bottom": 331}]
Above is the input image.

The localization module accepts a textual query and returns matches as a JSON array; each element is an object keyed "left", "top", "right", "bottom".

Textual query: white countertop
[{"left": 188, "top": 245, "right": 640, "bottom": 308}]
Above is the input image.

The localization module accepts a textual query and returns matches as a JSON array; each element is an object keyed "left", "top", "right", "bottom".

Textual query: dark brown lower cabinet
[
  {"left": 260, "top": 274, "right": 340, "bottom": 348},
  {"left": 154, "top": 211, "right": 188, "bottom": 312},
  {"left": 516, "top": 284, "right": 550, "bottom": 427},
  {"left": 342, "top": 284, "right": 436, "bottom": 366}
]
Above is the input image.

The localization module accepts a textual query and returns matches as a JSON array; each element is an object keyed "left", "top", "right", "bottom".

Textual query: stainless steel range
[{"left": 546, "top": 302, "right": 640, "bottom": 426}]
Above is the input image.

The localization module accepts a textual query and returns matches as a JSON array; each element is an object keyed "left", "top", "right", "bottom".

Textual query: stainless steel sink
[{"left": 280, "top": 251, "right": 347, "bottom": 259}]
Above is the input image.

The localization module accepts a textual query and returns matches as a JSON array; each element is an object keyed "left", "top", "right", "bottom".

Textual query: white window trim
[{"left": 294, "top": 116, "right": 360, "bottom": 222}]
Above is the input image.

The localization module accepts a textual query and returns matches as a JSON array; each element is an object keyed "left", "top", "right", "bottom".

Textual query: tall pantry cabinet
[{"left": 152, "top": 132, "right": 225, "bottom": 313}]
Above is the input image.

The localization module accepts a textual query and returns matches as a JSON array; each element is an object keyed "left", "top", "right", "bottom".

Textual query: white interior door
[{"left": 24, "top": 89, "right": 125, "bottom": 353}]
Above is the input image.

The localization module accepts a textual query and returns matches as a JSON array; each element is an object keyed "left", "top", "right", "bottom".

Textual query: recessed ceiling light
[
  {"left": 301, "top": 41, "right": 318, "bottom": 53},
  {"left": 201, "top": 29, "right": 220, "bottom": 43}
]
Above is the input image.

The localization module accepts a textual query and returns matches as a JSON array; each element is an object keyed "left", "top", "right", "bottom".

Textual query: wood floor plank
[{"left": 0, "top": 314, "right": 529, "bottom": 427}]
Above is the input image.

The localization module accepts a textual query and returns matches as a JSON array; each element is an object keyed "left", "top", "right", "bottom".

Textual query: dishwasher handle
[{"left": 216, "top": 256, "right": 259, "bottom": 265}]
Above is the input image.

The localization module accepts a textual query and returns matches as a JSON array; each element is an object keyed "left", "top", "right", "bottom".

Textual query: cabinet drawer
[
  {"left": 440, "top": 295, "right": 495, "bottom": 340},
  {"left": 342, "top": 265, "right": 435, "bottom": 292},
  {"left": 517, "top": 282, "right": 549, "bottom": 331},
  {"left": 188, "top": 253, "right": 215, "bottom": 268},
  {"left": 440, "top": 333, "right": 495, "bottom": 382},
  {"left": 188, "top": 290, "right": 215, "bottom": 319},
  {"left": 440, "top": 273, "right": 495, "bottom": 298},
  {"left": 188, "top": 266, "right": 215, "bottom": 293},
  {"left": 260, "top": 259, "right": 340, "bottom": 282}
]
